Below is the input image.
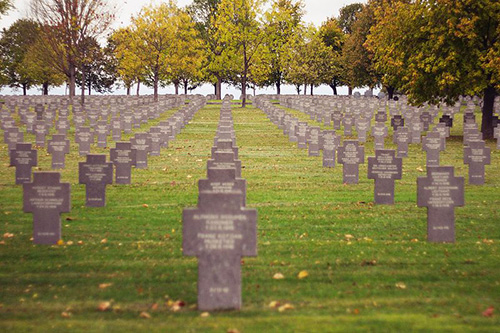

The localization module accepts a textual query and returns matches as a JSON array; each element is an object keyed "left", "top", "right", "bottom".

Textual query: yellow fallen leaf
[
  {"left": 61, "top": 311, "right": 72, "bottom": 318},
  {"left": 417, "top": 167, "right": 424, "bottom": 172},
  {"left": 268, "top": 301, "right": 280, "bottom": 308},
  {"left": 97, "top": 301, "right": 112, "bottom": 311},
  {"left": 297, "top": 270, "right": 308, "bottom": 279},
  {"left": 278, "top": 303, "right": 294, "bottom": 312},
  {"left": 345, "top": 234, "right": 354, "bottom": 240},
  {"left": 200, "top": 312, "right": 210, "bottom": 317},
  {"left": 395, "top": 282, "right": 407, "bottom": 289},
  {"left": 273, "top": 273, "right": 284, "bottom": 280},
  {"left": 187, "top": 175, "right": 192, "bottom": 179},
  {"left": 101, "top": 239, "right": 107, "bottom": 244},
  {"left": 139, "top": 311, "right": 151, "bottom": 319},
  {"left": 66, "top": 241, "right": 73, "bottom": 245},
  {"left": 3, "top": 233, "right": 14, "bottom": 238},
  {"left": 57, "top": 239, "right": 64, "bottom": 245},
  {"left": 143, "top": 204, "right": 149, "bottom": 208},
  {"left": 99, "top": 283, "right": 113, "bottom": 289},
  {"left": 227, "top": 329, "right": 240, "bottom": 333}
]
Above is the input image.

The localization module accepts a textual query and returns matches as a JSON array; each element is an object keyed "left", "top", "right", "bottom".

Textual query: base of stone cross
[
  {"left": 86, "top": 185, "right": 107, "bottom": 207},
  {"left": 427, "top": 207, "right": 455, "bottom": 243},
  {"left": 374, "top": 179, "right": 395, "bottom": 205},
  {"left": 197, "top": 253, "right": 241, "bottom": 311},
  {"left": 33, "top": 211, "right": 61, "bottom": 245}
]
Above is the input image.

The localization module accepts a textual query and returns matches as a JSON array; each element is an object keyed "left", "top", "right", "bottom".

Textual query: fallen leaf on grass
[
  {"left": 395, "top": 282, "right": 407, "bottom": 289},
  {"left": 143, "top": 204, "right": 149, "bottom": 208},
  {"left": 278, "top": 303, "right": 295, "bottom": 312},
  {"left": 97, "top": 301, "right": 112, "bottom": 312},
  {"left": 99, "top": 283, "right": 113, "bottom": 289},
  {"left": 482, "top": 239, "right": 494, "bottom": 244},
  {"left": 101, "top": 239, "right": 107, "bottom": 244},
  {"left": 65, "top": 217, "right": 76, "bottom": 221},
  {"left": 139, "top": 311, "right": 151, "bottom": 319},
  {"left": 273, "top": 273, "right": 284, "bottom": 280},
  {"left": 3, "top": 233, "right": 14, "bottom": 238},
  {"left": 417, "top": 167, "right": 424, "bottom": 172},
  {"left": 200, "top": 312, "right": 210, "bottom": 317},
  {"left": 353, "top": 308, "right": 360, "bottom": 315},
  {"left": 482, "top": 306, "right": 494, "bottom": 317},
  {"left": 269, "top": 301, "right": 280, "bottom": 308},
  {"left": 344, "top": 234, "right": 354, "bottom": 240},
  {"left": 57, "top": 240, "right": 64, "bottom": 245},
  {"left": 227, "top": 329, "right": 240, "bottom": 333},
  {"left": 297, "top": 270, "right": 308, "bottom": 279},
  {"left": 61, "top": 311, "right": 72, "bottom": 318},
  {"left": 150, "top": 303, "right": 159, "bottom": 311}
]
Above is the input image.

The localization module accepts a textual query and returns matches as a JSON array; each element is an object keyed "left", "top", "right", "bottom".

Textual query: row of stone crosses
[
  {"left": 1, "top": 95, "right": 207, "bottom": 245},
  {"left": 254, "top": 95, "right": 499, "bottom": 243},
  {"left": 182, "top": 97, "right": 257, "bottom": 311}
]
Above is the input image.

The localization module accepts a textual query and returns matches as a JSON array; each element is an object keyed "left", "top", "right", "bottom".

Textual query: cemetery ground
[{"left": 1, "top": 100, "right": 500, "bottom": 332}]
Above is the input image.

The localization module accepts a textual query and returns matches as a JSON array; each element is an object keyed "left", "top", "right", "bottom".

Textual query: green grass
[{"left": 1, "top": 101, "right": 499, "bottom": 332}]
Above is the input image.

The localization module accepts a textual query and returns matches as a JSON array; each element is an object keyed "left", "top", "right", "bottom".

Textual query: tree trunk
[
  {"left": 303, "top": 84, "right": 307, "bottom": 95},
  {"left": 296, "top": 85, "right": 301, "bottom": 95},
  {"left": 348, "top": 86, "right": 353, "bottom": 95},
  {"left": 276, "top": 80, "right": 281, "bottom": 95},
  {"left": 241, "top": 77, "right": 247, "bottom": 108},
  {"left": 126, "top": 86, "right": 130, "bottom": 95},
  {"left": 310, "top": 85, "right": 313, "bottom": 96},
  {"left": 481, "top": 85, "right": 496, "bottom": 139},
  {"left": 22, "top": 83, "right": 27, "bottom": 96},
  {"left": 174, "top": 82, "right": 179, "bottom": 95},
  {"left": 153, "top": 70, "right": 159, "bottom": 102},
  {"left": 136, "top": 80, "right": 140, "bottom": 96},
  {"left": 387, "top": 86, "right": 395, "bottom": 100},
  {"left": 88, "top": 83, "right": 91, "bottom": 96},
  {"left": 216, "top": 75, "right": 222, "bottom": 100},
  {"left": 43, "top": 82, "right": 49, "bottom": 95},
  {"left": 330, "top": 83, "right": 337, "bottom": 95},
  {"left": 69, "top": 62, "right": 76, "bottom": 97},
  {"left": 81, "top": 68, "right": 86, "bottom": 105}
]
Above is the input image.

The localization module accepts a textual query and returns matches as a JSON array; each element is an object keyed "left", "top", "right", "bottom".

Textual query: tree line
[{"left": 0, "top": 0, "right": 498, "bottom": 136}]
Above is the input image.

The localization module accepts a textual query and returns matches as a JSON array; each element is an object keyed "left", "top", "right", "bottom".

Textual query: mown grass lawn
[{"left": 1, "top": 100, "right": 499, "bottom": 332}]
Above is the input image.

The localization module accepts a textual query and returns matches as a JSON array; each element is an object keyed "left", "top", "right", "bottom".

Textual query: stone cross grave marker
[
  {"left": 463, "top": 140, "right": 490, "bottom": 185},
  {"left": 409, "top": 121, "right": 423, "bottom": 144},
  {"left": 111, "top": 118, "right": 122, "bottom": 141},
  {"left": 110, "top": 142, "right": 137, "bottom": 184},
  {"left": 211, "top": 139, "right": 238, "bottom": 160},
  {"left": 417, "top": 166, "right": 464, "bottom": 242},
  {"left": 10, "top": 143, "right": 37, "bottom": 184},
  {"left": 23, "top": 172, "right": 70, "bottom": 244},
  {"left": 131, "top": 133, "right": 152, "bottom": 169},
  {"left": 296, "top": 122, "right": 308, "bottom": 149},
  {"left": 75, "top": 127, "right": 93, "bottom": 156},
  {"left": 372, "top": 123, "right": 388, "bottom": 150},
  {"left": 47, "top": 134, "right": 70, "bottom": 169},
  {"left": 439, "top": 114, "right": 453, "bottom": 127},
  {"left": 337, "top": 140, "right": 365, "bottom": 184},
  {"left": 355, "top": 118, "right": 370, "bottom": 142},
  {"left": 391, "top": 115, "right": 404, "bottom": 131},
  {"left": 332, "top": 111, "right": 342, "bottom": 130},
  {"left": 375, "top": 111, "right": 387, "bottom": 123},
  {"left": 183, "top": 192, "right": 257, "bottom": 311},
  {"left": 342, "top": 114, "right": 354, "bottom": 136},
  {"left": 320, "top": 130, "right": 340, "bottom": 168},
  {"left": 79, "top": 154, "right": 113, "bottom": 207},
  {"left": 4, "top": 127, "right": 24, "bottom": 150},
  {"left": 434, "top": 122, "right": 450, "bottom": 139},
  {"left": 367, "top": 149, "right": 402, "bottom": 204},
  {"left": 199, "top": 167, "right": 246, "bottom": 207},
  {"left": 95, "top": 120, "right": 109, "bottom": 148},
  {"left": 33, "top": 120, "right": 48, "bottom": 147},
  {"left": 306, "top": 126, "right": 321, "bottom": 156},
  {"left": 422, "top": 131, "right": 445, "bottom": 167},
  {"left": 495, "top": 126, "right": 500, "bottom": 149},
  {"left": 393, "top": 127, "right": 410, "bottom": 158},
  {"left": 207, "top": 150, "right": 242, "bottom": 178},
  {"left": 420, "top": 111, "right": 433, "bottom": 131},
  {"left": 148, "top": 127, "right": 163, "bottom": 156}
]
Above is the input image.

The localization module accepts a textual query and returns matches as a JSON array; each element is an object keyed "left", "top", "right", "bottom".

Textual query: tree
[
  {"left": 318, "top": 17, "right": 345, "bottom": 95},
  {"left": 338, "top": 3, "right": 364, "bottom": 34},
  {"left": 29, "top": 0, "right": 115, "bottom": 99},
  {"left": 22, "top": 33, "right": 66, "bottom": 95},
  {"left": 75, "top": 37, "right": 117, "bottom": 95},
  {"left": 367, "top": 0, "right": 500, "bottom": 139},
  {"left": 0, "top": 0, "right": 12, "bottom": 16},
  {"left": 169, "top": 8, "right": 206, "bottom": 95},
  {"left": 342, "top": 3, "right": 380, "bottom": 94},
  {"left": 110, "top": 28, "right": 146, "bottom": 96},
  {"left": 0, "top": 19, "right": 39, "bottom": 95},
  {"left": 188, "top": 0, "right": 225, "bottom": 99},
  {"left": 128, "top": 1, "right": 184, "bottom": 101},
  {"left": 213, "top": 0, "right": 270, "bottom": 107},
  {"left": 263, "top": 0, "right": 305, "bottom": 94}
]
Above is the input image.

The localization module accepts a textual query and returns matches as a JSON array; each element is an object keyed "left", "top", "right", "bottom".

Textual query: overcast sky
[{"left": 0, "top": 0, "right": 368, "bottom": 96}]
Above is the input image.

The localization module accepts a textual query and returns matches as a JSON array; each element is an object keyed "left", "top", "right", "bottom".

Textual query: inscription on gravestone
[
  {"left": 422, "top": 131, "right": 445, "bottom": 167},
  {"left": 307, "top": 127, "right": 321, "bottom": 156},
  {"left": 10, "top": 143, "right": 37, "bottom": 184},
  {"left": 23, "top": 172, "right": 70, "bottom": 244},
  {"left": 110, "top": 142, "right": 137, "bottom": 184},
  {"left": 47, "top": 134, "right": 70, "bottom": 169},
  {"left": 183, "top": 193, "right": 257, "bottom": 311},
  {"left": 79, "top": 154, "right": 113, "bottom": 207},
  {"left": 463, "top": 140, "right": 490, "bottom": 185},
  {"left": 337, "top": 140, "right": 365, "bottom": 184},
  {"left": 367, "top": 150, "right": 402, "bottom": 204},
  {"left": 320, "top": 130, "right": 340, "bottom": 168},
  {"left": 131, "top": 133, "right": 152, "bottom": 169},
  {"left": 417, "top": 166, "right": 464, "bottom": 242}
]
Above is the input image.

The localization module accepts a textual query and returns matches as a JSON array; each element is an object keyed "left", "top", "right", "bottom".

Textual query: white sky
[{"left": 1, "top": 0, "right": 368, "bottom": 96}]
